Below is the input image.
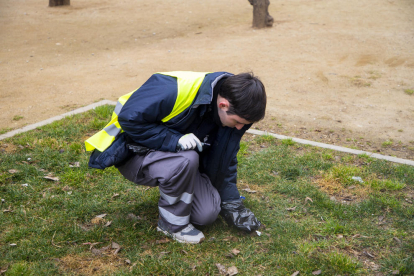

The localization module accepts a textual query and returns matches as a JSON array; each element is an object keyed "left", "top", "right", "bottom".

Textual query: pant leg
[
  {"left": 118, "top": 150, "right": 197, "bottom": 232},
  {"left": 118, "top": 150, "right": 221, "bottom": 232},
  {"left": 190, "top": 172, "right": 221, "bottom": 226}
]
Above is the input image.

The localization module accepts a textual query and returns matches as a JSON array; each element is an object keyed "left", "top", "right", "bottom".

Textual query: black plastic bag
[{"left": 220, "top": 200, "right": 261, "bottom": 232}]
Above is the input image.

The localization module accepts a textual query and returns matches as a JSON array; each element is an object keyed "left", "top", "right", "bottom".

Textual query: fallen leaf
[
  {"left": 158, "top": 251, "right": 170, "bottom": 259},
  {"left": 225, "top": 253, "right": 235, "bottom": 258},
  {"left": 62, "top": 185, "right": 71, "bottom": 191},
  {"left": 156, "top": 237, "right": 170, "bottom": 244},
  {"left": 96, "top": 214, "right": 107, "bottom": 219},
  {"left": 91, "top": 217, "right": 104, "bottom": 224},
  {"left": 78, "top": 224, "right": 91, "bottom": 231},
  {"left": 86, "top": 242, "right": 102, "bottom": 250},
  {"left": 111, "top": 193, "right": 120, "bottom": 199},
  {"left": 114, "top": 248, "right": 121, "bottom": 255},
  {"left": 111, "top": 242, "right": 121, "bottom": 249},
  {"left": 305, "top": 197, "right": 313, "bottom": 203},
  {"left": 227, "top": 266, "right": 238, "bottom": 276},
  {"left": 392, "top": 270, "right": 400, "bottom": 275},
  {"left": 9, "top": 243, "right": 17, "bottom": 247},
  {"left": 291, "top": 271, "right": 300, "bottom": 276},
  {"left": 223, "top": 236, "right": 238, "bottom": 242},
  {"left": 241, "top": 188, "right": 257, "bottom": 193},
  {"left": 3, "top": 206, "right": 13, "bottom": 213},
  {"left": 69, "top": 162, "right": 80, "bottom": 168},
  {"left": 104, "top": 221, "right": 112, "bottom": 227},
  {"left": 216, "top": 263, "right": 227, "bottom": 275},
  {"left": 231, "top": 248, "right": 240, "bottom": 255},
  {"left": 100, "top": 245, "right": 111, "bottom": 252},
  {"left": 0, "top": 265, "right": 9, "bottom": 274},
  {"left": 125, "top": 259, "right": 131, "bottom": 265},
  {"left": 127, "top": 213, "right": 141, "bottom": 221},
  {"left": 337, "top": 234, "right": 343, "bottom": 239},
  {"left": 8, "top": 169, "right": 19, "bottom": 174},
  {"left": 44, "top": 175, "right": 59, "bottom": 181},
  {"left": 312, "top": 270, "right": 322, "bottom": 275},
  {"left": 91, "top": 248, "right": 102, "bottom": 256},
  {"left": 363, "top": 251, "right": 375, "bottom": 258},
  {"left": 286, "top": 206, "right": 297, "bottom": 211},
  {"left": 393, "top": 237, "right": 402, "bottom": 244}
]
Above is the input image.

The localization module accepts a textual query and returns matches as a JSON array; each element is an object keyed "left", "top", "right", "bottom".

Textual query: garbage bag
[{"left": 220, "top": 200, "right": 261, "bottom": 232}]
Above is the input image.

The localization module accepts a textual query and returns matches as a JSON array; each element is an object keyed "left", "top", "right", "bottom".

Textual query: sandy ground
[{"left": 1, "top": 0, "right": 414, "bottom": 159}]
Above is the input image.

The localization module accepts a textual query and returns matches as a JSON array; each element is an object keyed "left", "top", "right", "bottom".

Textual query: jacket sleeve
[
  {"left": 117, "top": 74, "right": 184, "bottom": 152},
  {"left": 220, "top": 154, "right": 241, "bottom": 201},
  {"left": 217, "top": 123, "right": 252, "bottom": 201}
]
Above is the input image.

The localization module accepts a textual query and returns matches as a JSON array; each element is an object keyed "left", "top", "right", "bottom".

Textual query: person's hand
[
  {"left": 220, "top": 200, "right": 261, "bottom": 232},
  {"left": 177, "top": 133, "right": 203, "bottom": 152}
]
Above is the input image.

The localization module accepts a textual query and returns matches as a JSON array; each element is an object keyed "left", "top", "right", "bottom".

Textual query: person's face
[{"left": 217, "top": 95, "right": 252, "bottom": 130}]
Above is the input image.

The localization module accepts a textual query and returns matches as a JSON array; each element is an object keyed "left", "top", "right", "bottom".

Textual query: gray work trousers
[{"left": 118, "top": 150, "right": 221, "bottom": 232}]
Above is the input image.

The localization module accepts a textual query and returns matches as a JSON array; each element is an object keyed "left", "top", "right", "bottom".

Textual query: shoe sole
[{"left": 156, "top": 226, "right": 205, "bottom": 244}]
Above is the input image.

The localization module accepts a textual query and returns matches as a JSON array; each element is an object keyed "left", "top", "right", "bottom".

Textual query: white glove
[{"left": 177, "top": 133, "right": 203, "bottom": 152}]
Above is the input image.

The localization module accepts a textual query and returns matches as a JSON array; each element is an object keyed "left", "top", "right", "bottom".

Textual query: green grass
[
  {"left": 382, "top": 140, "right": 393, "bottom": 147},
  {"left": 1, "top": 105, "right": 413, "bottom": 275},
  {"left": 0, "top": 128, "right": 13, "bottom": 135},
  {"left": 12, "top": 115, "right": 24, "bottom": 121}
]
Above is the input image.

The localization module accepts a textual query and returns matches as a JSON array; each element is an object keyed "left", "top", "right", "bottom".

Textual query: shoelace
[{"left": 181, "top": 224, "right": 195, "bottom": 233}]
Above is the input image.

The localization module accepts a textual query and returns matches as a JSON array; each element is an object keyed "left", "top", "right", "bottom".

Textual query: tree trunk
[
  {"left": 248, "top": 0, "right": 274, "bottom": 28},
  {"left": 49, "top": 0, "right": 70, "bottom": 7}
]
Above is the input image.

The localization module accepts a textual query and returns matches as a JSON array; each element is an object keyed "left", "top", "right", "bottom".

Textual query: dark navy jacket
[{"left": 97, "top": 72, "right": 249, "bottom": 201}]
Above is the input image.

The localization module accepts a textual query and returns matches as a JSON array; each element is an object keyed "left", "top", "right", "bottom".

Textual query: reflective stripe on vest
[{"left": 85, "top": 71, "right": 209, "bottom": 152}]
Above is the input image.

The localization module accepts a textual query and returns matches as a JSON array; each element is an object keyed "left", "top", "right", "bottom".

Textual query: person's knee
[
  {"left": 191, "top": 191, "right": 221, "bottom": 225},
  {"left": 179, "top": 150, "right": 199, "bottom": 171},
  {"left": 194, "top": 204, "right": 221, "bottom": 225}
]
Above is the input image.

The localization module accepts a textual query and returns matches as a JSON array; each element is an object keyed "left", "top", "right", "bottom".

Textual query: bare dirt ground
[{"left": 1, "top": 0, "right": 414, "bottom": 159}]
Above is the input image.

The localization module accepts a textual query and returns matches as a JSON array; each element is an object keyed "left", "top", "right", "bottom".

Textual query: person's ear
[{"left": 218, "top": 98, "right": 230, "bottom": 111}]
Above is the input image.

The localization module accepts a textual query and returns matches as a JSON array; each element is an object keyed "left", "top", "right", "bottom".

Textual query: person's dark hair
[{"left": 219, "top": 72, "right": 267, "bottom": 122}]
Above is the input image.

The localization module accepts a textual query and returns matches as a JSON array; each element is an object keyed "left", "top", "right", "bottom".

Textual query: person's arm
[
  {"left": 118, "top": 74, "right": 184, "bottom": 152},
  {"left": 219, "top": 153, "right": 262, "bottom": 232}
]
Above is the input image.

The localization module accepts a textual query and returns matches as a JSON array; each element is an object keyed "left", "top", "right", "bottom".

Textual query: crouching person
[{"left": 85, "top": 71, "right": 267, "bottom": 244}]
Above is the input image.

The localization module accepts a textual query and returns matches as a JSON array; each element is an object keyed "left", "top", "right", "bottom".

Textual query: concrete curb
[
  {"left": 0, "top": 100, "right": 117, "bottom": 141},
  {"left": 247, "top": 129, "right": 414, "bottom": 166},
  {"left": 1, "top": 99, "right": 413, "bottom": 167}
]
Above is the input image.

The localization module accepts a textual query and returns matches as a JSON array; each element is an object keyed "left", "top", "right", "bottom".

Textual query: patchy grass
[
  {"left": 368, "top": 71, "right": 381, "bottom": 80},
  {"left": 349, "top": 76, "right": 371, "bottom": 87},
  {"left": 0, "top": 127, "right": 13, "bottom": 135},
  {"left": 12, "top": 115, "right": 24, "bottom": 121},
  {"left": 382, "top": 140, "right": 394, "bottom": 147},
  {"left": 1, "top": 105, "right": 414, "bottom": 275},
  {"left": 404, "top": 89, "right": 414, "bottom": 95}
]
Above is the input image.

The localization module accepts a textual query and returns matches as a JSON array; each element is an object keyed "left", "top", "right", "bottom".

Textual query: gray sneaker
[{"left": 157, "top": 220, "right": 205, "bottom": 244}]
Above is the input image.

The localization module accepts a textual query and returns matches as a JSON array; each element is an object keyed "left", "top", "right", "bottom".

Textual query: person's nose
[{"left": 235, "top": 124, "right": 244, "bottom": 130}]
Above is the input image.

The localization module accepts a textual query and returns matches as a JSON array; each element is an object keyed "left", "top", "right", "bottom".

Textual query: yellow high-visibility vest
[{"left": 85, "top": 71, "right": 209, "bottom": 152}]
